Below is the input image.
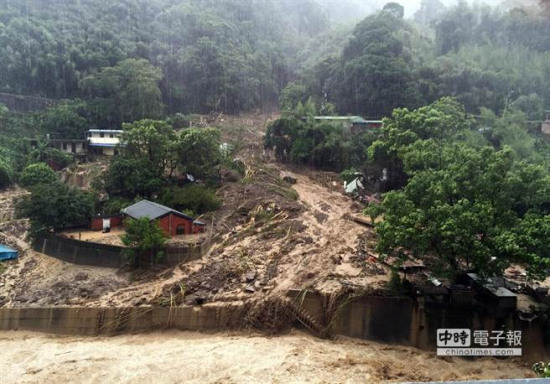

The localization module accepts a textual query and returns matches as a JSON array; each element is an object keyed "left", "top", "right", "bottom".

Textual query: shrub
[
  {"left": 20, "top": 163, "right": 58, "bottom": 187},
  {"left": 160, "top": 185, "right": 221, "bottom": 214},
  {"left": 121, "top": 217, "right": 167, "bottom": 267},
  {"left": 17, "top": 182, "right": 94, "bottom": 237},
  {"left": 102, "top": 197, "right": 134, "bottom": 215}
]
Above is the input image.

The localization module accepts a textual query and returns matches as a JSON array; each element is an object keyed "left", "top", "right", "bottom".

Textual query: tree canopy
[{"left": 369, "top": 99, "right": 550, "bottom": 279}]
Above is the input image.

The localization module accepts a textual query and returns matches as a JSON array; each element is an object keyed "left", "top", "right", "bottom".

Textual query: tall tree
[{"left": 81, "top": 59, "right": 163, "bottom": 126}]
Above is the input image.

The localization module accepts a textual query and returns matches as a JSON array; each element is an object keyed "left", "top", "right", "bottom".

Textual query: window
[
  {"left": 109, "top": 134, "right": 114, "bottom": 138},
  {"left": 176, "top": 225, "right": 185, "bottom": 235},
  {"left": 62, "top": 143, "right": 67, "bottom": 150},
  {"left": 100, "top": 132, "right": 105, "bottom": 138}
]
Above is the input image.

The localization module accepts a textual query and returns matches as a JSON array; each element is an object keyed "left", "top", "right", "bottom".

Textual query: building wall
[
  {"left": 542, "top": 121, "right": 550, "bottom": 135},
  {"left": 158, "top": 214, "right": 193, "bottom": 236},
  {"left": 101, "top": 147, "right": 116, "bottom": 156},
  {"left": 90, "top": 215, "right": 123, "bottom": 231},
  {"left": 51, "top": 141, "right": 87, "bottom": 155},
  {"left": 192, "top": 224, "right": 205, "bottom": 234}
]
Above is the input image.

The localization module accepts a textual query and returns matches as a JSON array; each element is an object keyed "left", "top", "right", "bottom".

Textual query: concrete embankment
[{"left": 1, "top": 292, "right": 548, "bottom": 362}]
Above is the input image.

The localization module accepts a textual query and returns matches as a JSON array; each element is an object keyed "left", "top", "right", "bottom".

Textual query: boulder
[{"left": 280, "top": 171, "right": 297, "bottom": 184}]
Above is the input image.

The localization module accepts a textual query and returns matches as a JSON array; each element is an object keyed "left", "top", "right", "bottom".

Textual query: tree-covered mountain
[{"left": 0, "top": 0, "right": 334, "bottom": 118}]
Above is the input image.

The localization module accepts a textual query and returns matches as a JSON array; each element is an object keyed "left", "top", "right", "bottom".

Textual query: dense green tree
[
  {"left": 120, "top": 119, "right": 178, "bottom": 176},
  {"left": 81, "top": 58, "right": 163, "bottom": 126},
  {"left": 19, "top": 163, "right": 58, "bottom": 187},
  {"left": 368, "top": 97, "right": 473, "bottom": 190},
  {"left": 0, "top": 160, "right": 12, "bottom": 190},
  {"left": 38, "top": 101, "right": 89, "bottom": 139},
  {"left": 17, "top": 182, "right": 94, "bottom": 235},
  {"left": 160, "top": 185, "right": 221, "bottom": 215},
  {"left": 479, "top": 108, "right": 538, "bottom": 160},
  {"left": 177, "top": 127, "right": 221, "bottom": 181},
  {"left": 120, "top": 217, "right": 167, "bottom": 267},
  {"left": 279, "top": 83, "right": 309, "bottom": 112},
  {"left": 334, "top": 11, "right": 415, "bottom": 117},
  {"left": 265, "top": 115, "right": 376, "bottom": 171},
  {"left": 372, "top": 101, "right": 550, "bottom": 279},
  {"left": 103, "top": 157, "right": 164, "bottom": 199},
  {"left": 382, "top": 2, "right": 405, "bottom": 19}
]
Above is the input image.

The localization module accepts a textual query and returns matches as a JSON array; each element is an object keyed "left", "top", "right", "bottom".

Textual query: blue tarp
[{"left": 0, "top": 244, "right": 18, "bottom": 261}]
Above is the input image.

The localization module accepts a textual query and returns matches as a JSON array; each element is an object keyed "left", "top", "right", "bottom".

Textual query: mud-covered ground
[
  {"left": 0, "top": 330, "right": 535, "bottom": 384},
  {"left": 0, "top": 113, "right": 390, "bottom": 308}
]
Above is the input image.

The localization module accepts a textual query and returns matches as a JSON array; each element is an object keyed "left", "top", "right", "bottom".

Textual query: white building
[{"left": 87, "top": 129, "right": 123, "bottom": 156}]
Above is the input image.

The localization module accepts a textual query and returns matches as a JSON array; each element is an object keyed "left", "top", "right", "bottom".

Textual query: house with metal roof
[
  {"left": 87, "top": 129, "right": 124, "bottom": 156},
  {"left": 121, "top": 200, "right": 205, "bottom": 236},
  {"left": 312, "top": 116, "right": 382, "bottom": 135}
]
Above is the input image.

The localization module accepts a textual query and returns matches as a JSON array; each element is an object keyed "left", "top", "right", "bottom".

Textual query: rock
[
  {"left": 184, "top": 294, "right": 197, "bottom": 305},
  {"left": 245, "top": 270, "right": 256, "bottom": 283},
  {"left": 280, "top": 171, "right": 297, "bottom": 184},
  {"left": 74, "top": 272, "right": 88, "bottom": 281},
  {"left": 237, "top": 200, "right": 256, "bottom": 216},
  {"left": 254, "top": 280, "right": 261, "bottom": 289},
  {"left": 244, "top": 286, "right": 255, "bottom": 293}
]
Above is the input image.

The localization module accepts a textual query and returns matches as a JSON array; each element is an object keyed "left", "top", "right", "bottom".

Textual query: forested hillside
[
  {"left": 3, "top": 0, "right": 550, "bottom": 120},
  {"left": 292, "top": 1, "right": 550, "bottom": 119},
  {"left": 0, "top": 0, "right": 333, "bottom": 118},
  {"left": 2, "top": 0, "right": 550, "bottom": 188}
]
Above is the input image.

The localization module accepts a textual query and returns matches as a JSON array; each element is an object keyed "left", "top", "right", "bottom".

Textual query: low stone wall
[{"left": 33, "top": 234, "right": 211, "bottom": 268}]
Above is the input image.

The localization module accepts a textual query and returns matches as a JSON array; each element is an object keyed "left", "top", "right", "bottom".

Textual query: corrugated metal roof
[
  {"left": 122, "top": 200, "right": 194, "bottom": 221},
  {"left": 87, "top": 143, "right": 119, "bottom": 147},
  {"left": 314, "top": 116, "right": 367, "bottom": 122}
]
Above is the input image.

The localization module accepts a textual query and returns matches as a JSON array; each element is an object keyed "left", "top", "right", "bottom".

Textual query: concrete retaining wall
[
  {"left": 33, "top": 234, "right": 211, "bottom": 268},
  {"left": 165, "top": 239, "right": 212, "bottom": 265},
  {"left": 0, "top": 305, "right": 246, "bottom": 335},
  {"left": 1, "top": 293, "right": 548, "bottom": 361},
  {"left": 34, "top": 234, "right": 126, "bottom": 268},
  {"left": 288, "top": 291, "right": 550, "bottom": 361}
]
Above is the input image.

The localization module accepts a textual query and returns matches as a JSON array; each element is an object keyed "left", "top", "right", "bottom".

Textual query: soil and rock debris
[
  {"left": 0, "top": 114, "right": 539, "bottom": 382},
  {"left": 0, "top": 330, "right": 535, "bottom": 384},
  {"left": 0, "top": 113, "right": 389, "bottom": 308}
]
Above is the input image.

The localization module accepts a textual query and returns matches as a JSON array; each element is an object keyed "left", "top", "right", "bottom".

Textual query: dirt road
[{"left": 0, "top": 330, "right": 533, "bottom": 383}]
